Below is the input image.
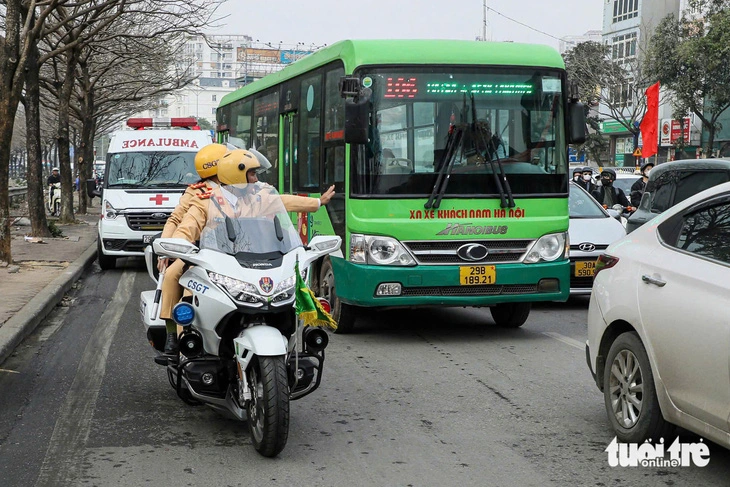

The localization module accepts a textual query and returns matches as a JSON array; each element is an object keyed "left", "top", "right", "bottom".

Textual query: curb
[{"left": 0, "top": 242, "right": 98, "bottom": 366}]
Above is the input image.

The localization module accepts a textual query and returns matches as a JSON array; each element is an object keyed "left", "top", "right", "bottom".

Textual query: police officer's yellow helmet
[
  {"left": 194, "top": 143, "right": 227, "bottom": 179},
  {"left": 217, "top": 149, "right": 261, "bottom": 185}
]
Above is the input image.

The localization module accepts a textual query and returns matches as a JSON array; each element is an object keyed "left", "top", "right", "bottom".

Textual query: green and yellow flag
[{"left": 295, "top": 260, "right": 337, "bottom": 331}]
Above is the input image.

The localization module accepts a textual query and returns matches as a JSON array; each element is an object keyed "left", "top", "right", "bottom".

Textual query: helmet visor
[{"left": 248, "top": 147, "right": 272, "bottom": 173}]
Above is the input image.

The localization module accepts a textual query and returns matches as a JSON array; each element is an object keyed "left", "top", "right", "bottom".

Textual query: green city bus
[{"left": 216, "top": 39, "right": 586, "bottom": 332}]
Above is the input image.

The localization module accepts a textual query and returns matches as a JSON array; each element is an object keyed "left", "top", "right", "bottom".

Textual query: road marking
[
  {"left": 34, "top": 270, "right": 135, "bottom": 487},
  {"left": 542, "top": 332, "right": 584, "bottom": 351},
  {"left": 0, "top": 368, "right": 20, "bottom": 374}
]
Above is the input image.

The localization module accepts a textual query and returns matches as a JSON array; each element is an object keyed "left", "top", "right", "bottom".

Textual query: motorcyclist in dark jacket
[
  {"left": 592, "top": 168, "right": 630, "bottom": 208},
  {"left": 630, "top": 161, "right": 654, "bottom": 207},
  {"left": 576, "top": 166, "right": 597, "bottom": 193}
]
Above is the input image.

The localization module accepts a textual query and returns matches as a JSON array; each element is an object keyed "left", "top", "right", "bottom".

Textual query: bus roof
[{"left": 220, "top": 39, "right": 565, "bottom": 107}]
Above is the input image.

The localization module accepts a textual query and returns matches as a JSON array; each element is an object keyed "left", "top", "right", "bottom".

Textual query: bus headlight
[
  {"left": 524, "top": 232, "right": 567, "bottom": 263},
  {"left": 349, "top": 234, "right": 415, "bottom": 266}
]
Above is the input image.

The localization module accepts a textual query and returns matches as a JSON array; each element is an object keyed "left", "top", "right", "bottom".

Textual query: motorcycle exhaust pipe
[{"left": 303, "top": 327, "right": 329, "bottom": 353}]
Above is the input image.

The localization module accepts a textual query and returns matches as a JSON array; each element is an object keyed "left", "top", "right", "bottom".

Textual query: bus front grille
[
  {"left": 403, "top": 239, "right": 532, "bottom": 265},
  {"left": 400, "top": 284, "right": 539, "bottom": 296}
]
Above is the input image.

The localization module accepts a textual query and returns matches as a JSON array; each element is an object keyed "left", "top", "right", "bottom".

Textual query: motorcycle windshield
[{"left": 200, "top": 183, "right": 302, "bottom": 256}]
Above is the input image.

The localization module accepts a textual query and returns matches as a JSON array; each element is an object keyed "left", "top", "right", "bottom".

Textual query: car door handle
[{"left": 641, "top": 275, "right": 666, "bottom": 287}]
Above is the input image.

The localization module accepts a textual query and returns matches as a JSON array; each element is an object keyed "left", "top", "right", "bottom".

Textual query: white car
[
  {"left": 568, "top": 183, "right": 626, "bottom": 295},
  {"left": 586, "top": 181, "right": 730, "bottom": 447}
]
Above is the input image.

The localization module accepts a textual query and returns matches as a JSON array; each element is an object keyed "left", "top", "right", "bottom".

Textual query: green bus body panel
[
  {"left": 346, "top": 198, "right": 567, "bottom": 241},
  {"left": 332, "top": 258, "right": 569, "bottom": 307},
  {"left": 219, "top": 39, "right": 566, "bottom": 107}
]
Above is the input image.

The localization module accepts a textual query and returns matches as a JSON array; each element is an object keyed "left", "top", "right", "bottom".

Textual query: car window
[
  {"left": 613, "top": 177, "right": 639, "bottom": 194},
  {"left": 569, "top": 184, "right": 606, "bottom": 218},
  {"left": 650, "top": 179, "right": 674, "bottom": 213},
  {"left": 674, "top": 171, "right": 729, "bottom": 206},
  {"left": 674, "top": 201, "right": 730, "bottom": 264}
]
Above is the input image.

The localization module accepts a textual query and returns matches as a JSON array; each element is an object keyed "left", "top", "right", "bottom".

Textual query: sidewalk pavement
[{"left": 0, "top": 212, "right": 99, "bottom": 366}]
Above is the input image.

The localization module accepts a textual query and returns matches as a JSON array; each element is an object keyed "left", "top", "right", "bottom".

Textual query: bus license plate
[
  {"left": 574, "top": 260, "right": 596, "bottom": 277},
  {"left": 459, "top": 265, "right": 496, "bottom": 286},
  {"left": 143, "top": 235, "right": 154, "bottom": 244}
]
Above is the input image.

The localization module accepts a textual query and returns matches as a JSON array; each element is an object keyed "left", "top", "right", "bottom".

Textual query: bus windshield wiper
[
  {"left": 424, "top": 124, "right": 465, "bottom": 210},
  {"left": 471, "top": 94, "right": 515, "bottom": 208},
  {"left": 425, "top": 95, "right": 468, "bottom": 210}
]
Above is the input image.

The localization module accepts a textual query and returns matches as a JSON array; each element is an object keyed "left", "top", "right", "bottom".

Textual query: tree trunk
[
  {"left": 707, "top": 125, "right": 716, "bottom": 157},
  {"left": 24, "top": 42, "right": 53, "bottom": 237},
  {"left": 57, "top": 54, "right": 77, "bottom": 223}
]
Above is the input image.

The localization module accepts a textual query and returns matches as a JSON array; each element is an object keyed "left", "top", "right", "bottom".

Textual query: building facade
[{"left": 599, "top": 0, "right": 702, "bottom": 165}]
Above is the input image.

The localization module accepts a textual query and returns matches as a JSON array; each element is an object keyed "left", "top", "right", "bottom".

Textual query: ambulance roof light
[{"left": 126, "top": 117, "right": 198, "bottom": 129}]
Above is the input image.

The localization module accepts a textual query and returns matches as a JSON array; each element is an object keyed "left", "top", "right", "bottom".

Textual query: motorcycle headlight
[
  {"left": 103, "top": 200, "right": 118, "bottom": 220},
  {"left": 524, "top": 232, "right": 568, "bottom": 263},
  {"left": 273, "top": 275, "right": 296, "bottom": 294},
  {"left": 349, "top": 234, "right": 415, "bottom": 266},
  {"left": 209, "top": 272, "right": 258, "bottom": 297}
]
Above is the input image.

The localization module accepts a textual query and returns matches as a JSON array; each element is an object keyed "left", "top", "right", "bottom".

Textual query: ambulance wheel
[{"left": 97, "top": 239, "right": 116, "bottom": 270}]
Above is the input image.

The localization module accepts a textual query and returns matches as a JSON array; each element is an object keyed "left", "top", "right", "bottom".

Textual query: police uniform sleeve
[
  {"left": 171, "top": 196, "right": 209, "bottom": 244},
  {"left": 162, "top": 187, "right": 196, "bottom": 238},
  {"left": 280, "top": 194, "right": 320, "bottom": 213}
]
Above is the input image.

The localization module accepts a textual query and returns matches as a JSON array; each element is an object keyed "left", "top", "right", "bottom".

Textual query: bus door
[{"left": 281, "top": 112, "right": 307, "bottom": 244}]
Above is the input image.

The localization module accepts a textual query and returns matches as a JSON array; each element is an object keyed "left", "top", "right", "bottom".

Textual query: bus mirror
[
  {"left": 567, "top": 102, "right": 587, "bottom": 145},
  {"left": 344, "top": 88, "right": 372, "bottom": 145}
]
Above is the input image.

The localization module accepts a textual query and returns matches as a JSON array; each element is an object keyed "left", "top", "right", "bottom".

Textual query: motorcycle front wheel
[{"left": 247, "top": 355, "right": 290, "bottom": 457}]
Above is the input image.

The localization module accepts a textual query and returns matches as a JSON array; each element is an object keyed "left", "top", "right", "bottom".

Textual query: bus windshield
[
  {"left": 352, "top": 67, "right": 568, "bottom": 197},
  {"left": 106, "top": 151, "right": 198, "bottom": 188}
]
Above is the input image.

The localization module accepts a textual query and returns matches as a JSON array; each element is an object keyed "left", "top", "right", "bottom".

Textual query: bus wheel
[
  {"left": 319, "top": 259, "right": 357, "bottom": 334},
  {"left": 490, "top": 303, "right": 531, "bottom": 328}
]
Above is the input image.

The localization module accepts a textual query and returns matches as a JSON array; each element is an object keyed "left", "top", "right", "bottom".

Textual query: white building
[
  {"left": 559, "top": 30, "right": 602, "bottom": 54},
  {"left": 136, "top": 36, "right": 316, "bottom": 127}
]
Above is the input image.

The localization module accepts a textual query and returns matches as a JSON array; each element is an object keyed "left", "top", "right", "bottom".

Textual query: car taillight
[{"left": 594, "top": 254, "right": 619, "bottom": 278}]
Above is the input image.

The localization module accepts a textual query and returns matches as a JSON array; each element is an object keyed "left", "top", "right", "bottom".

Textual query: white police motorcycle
[{"left": 140, "top": 183, "right": 341, "bottom": 457}]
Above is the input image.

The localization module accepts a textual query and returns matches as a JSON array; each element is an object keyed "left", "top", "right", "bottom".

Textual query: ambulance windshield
[{"left": 106, "top": 151, "right": 198, "bottom": 188}]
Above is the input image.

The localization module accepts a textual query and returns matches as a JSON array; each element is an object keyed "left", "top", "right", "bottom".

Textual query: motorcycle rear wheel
[{"left": 247, "top": 355, "right": 290, "bottom": 457}]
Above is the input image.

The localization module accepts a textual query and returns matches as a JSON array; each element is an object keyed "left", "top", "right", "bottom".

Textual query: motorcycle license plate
[
  {"left": 459, "top": 265, "right": 496, "bottom": 285},
  {"left": 143, "top": 235, "right": 154, "bottom": 244},
  {"left": 574, "top": 260, "right": 596, "bottom": 277}
]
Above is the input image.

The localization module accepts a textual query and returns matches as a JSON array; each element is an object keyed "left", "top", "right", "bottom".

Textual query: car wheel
[
  {"left": 603, "top": 332, "right": 674, "bottom": 443},
  {"left": 490, "top": 303, "right": 531, "bottom": 328}
]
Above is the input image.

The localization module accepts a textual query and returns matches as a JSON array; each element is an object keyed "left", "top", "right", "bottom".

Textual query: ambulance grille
[{"left": 126, "top": 212, "right": 170, "bottom": 231}]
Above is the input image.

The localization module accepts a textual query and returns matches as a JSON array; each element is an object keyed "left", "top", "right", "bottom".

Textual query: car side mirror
[
  {"left": 607, "top": 209, "right": 621, "bottom": 221},
  {"left": 86, "top": 179, "right": 101, "bottom": 198}
]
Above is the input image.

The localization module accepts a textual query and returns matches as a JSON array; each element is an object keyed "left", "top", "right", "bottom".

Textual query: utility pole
[{"left": 482, "top": 0, "right": 487, "bottom": 41}]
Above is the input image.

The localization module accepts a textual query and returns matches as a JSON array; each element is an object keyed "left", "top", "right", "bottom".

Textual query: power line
[{"left": 486, "top": 6, "right": 572, "bottom": 43}]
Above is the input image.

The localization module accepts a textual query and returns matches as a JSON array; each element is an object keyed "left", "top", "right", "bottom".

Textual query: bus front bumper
[{"left": 332, "top": 259, "right": 569, "bottom": 308}]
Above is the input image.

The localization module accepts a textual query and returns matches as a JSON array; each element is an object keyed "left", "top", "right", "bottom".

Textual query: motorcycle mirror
[
  {"left": 225, "top": 215, "right": 236, "bottom": 243},
  {"left": 274, "top": 215, "right": 284, "bottom": 242}
]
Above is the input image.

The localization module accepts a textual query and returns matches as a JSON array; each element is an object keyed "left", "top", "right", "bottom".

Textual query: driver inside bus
[{"left": 162, "top": 149, "right": 335, "bottom": 354}]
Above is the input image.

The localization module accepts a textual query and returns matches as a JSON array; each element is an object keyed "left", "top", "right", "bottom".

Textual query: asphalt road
[{"left": 1, "top": 260, "right": 729, "bottom": 486}]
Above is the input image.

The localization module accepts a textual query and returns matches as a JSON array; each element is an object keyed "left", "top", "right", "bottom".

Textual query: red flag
[{"left": 640, "top": 82, "right": 660, "bottom": 159}]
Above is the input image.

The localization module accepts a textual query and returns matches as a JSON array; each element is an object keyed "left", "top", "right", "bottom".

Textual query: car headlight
[
  {"left": 524, "top": 232, "right": 568, "bottom": 263},
  {"left": 103, "top": 200, "right": 118, "bottom": 220},
  {"left": 209, "top": 272, "right": 258, "bottom": 297},
  {"left": 349, "top": 234, "right": 415, "bottom": 266}
]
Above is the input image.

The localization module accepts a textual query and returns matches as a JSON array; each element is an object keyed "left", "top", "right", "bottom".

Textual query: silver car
[{"left": 568, "top": 182, "right": 626, "bottom": 295}]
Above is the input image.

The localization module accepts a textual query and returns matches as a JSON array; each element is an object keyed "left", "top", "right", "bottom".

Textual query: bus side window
[
  {"left": 295, "top": 74, "right": 322, "bottom": 192},
  {"left": 253, "top": 91, "right": 279, "bottom": 187},
  {"left": 324, "top": 66, "right": 345, "bottom": 192}
]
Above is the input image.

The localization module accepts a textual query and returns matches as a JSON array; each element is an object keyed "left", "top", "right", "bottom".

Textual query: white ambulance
[{"left": 95, "top": 117, "right": 213, "bottom": 270}]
